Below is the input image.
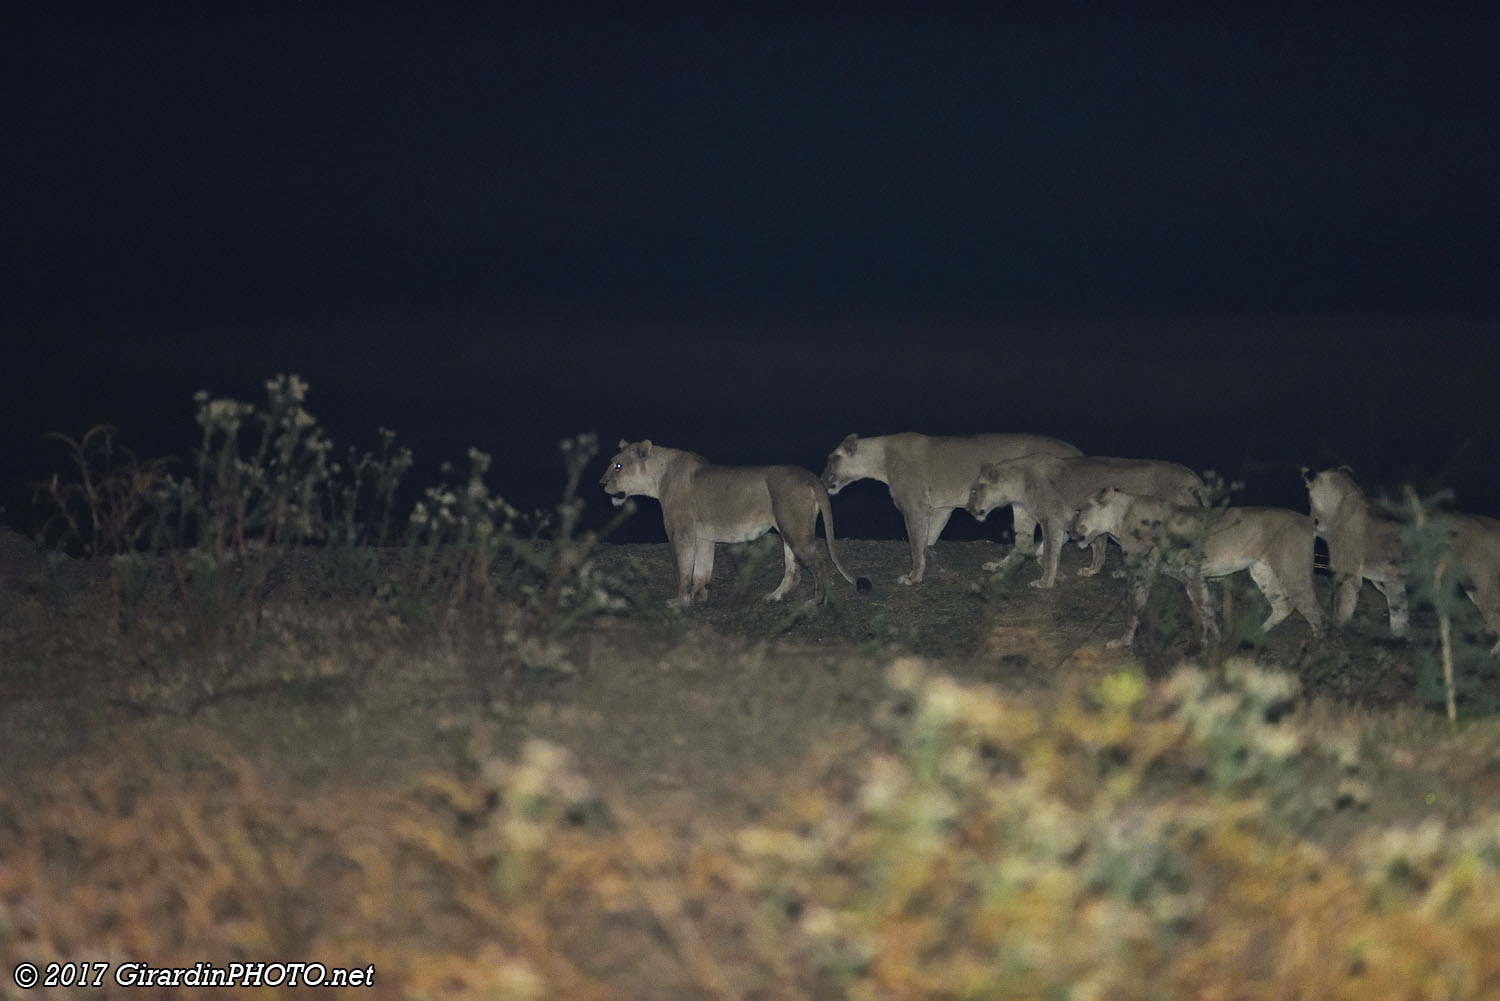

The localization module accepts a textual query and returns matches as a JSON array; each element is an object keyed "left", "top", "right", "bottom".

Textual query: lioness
[
  {"left": 820, "top": 432, "right": 1083, "bottom": 585},
  {"left": 1301, "top": 467, "right": 1408, "bottom": 635},
  {"left": 1445, "top": 512, "right": 1500, "bottom": 655},
  {"left": 967, "top": 453, "right": 1206, "bottom": 588},
  {"left": 1073, "top": 487, "right": 1324, "bottom": 649},
  {"left": 602, "top": 440, "right": 866, "bottom": 608},
  {"left": 1305, "top": 467, "right": 1500, "bottom": 652}
]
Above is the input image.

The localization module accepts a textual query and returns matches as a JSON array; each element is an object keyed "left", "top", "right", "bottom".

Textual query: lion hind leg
[
  {"left": 1371, "top": 578, "right": 1409, "bottom": 636},
  {"left": 1333, "top": 574, "right": 1361, "bottom": 628},
  {"left": 1249, "top": 563, "right": 1295, "bottom": 635},
  {"left": 1183, "top": 570, "right": 1221, "bottom": 646},
  {"left": 1291, "top": 574, "right": 1325, "bottom": 637},
  {"left": 1461, "top": 582, "right": 1500, "bottom": 656},
  {"left": 765, "top": 538, "right": 802, "bottom": 602},
  {"left": 925, "top": 507, "right": 954, "bottom": 550},
  {"left": 769, "top": 485, "right": 829, "bottom": 602},
  {"left": 688, "top": 538, "right": 715, "bottom": 605},
  {"left": 792, "top": 536, "right": 830, "bottom": 605},
  {"left": 897, "top": 506, "right": 942, "bottom": 585}
]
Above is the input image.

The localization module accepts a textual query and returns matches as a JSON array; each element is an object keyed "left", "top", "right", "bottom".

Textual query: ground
[
  {"left": 0, "top": 536, "right": 1474, "bottom": 829},
  {"left": 4, "top": 535, "right": 1500, "bottom": 998},
  {"left": 516, "top": 537, "right": 1487, "bottom": 829}
]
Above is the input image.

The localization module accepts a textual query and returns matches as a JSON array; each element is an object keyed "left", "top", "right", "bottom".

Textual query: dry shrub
[
  {"left": 0, "top": 733, "right": 802, "bottom": 1001},
  {"left": 6, "top": 661, "right": 1500, "bottom": 1000},
  {"left": 0, "top": 737, "right": 586, "bottom": 1001},
  {"left": 741, "top": 657, "right": 1500, "bottom": 1000}
]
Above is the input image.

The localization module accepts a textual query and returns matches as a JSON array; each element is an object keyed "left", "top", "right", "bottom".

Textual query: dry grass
[{"left": 6, "top": 650, "right": 1500, "bottom": 1001}]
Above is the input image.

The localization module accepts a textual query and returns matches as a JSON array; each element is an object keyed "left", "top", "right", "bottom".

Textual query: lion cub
[
  {"left": 1073, "top": 487, "right": 1324, "bottom": 649},
  {"left": 602, "top": 440, "right": 866, "bottom": 608}
]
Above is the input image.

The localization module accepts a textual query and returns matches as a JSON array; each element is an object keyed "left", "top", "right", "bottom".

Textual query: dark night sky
[{"left": 4, "top": 7, "right": 1499, "bottom": 542}]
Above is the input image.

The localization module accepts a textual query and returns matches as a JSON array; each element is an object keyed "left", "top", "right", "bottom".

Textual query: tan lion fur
[
  {"left": 968, "top": 454, "right": 1206, "bottom": 589},
  {"left": 603, "top": 440, "right": 862, "bottom": 608},
  {"left": 820, "top": 432, "right": 1083, "bottom": 585},
  {"left": 1073, "top": 486, "right": 1324, "bottom": 649}
]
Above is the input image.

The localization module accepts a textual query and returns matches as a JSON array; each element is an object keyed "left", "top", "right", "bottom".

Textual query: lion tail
[{"left": 814, "top": 482, "right": 872, "bottom": 595}]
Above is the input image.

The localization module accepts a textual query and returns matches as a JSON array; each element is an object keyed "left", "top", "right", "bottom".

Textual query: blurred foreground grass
[{"left": 4, "top": 649, "right": 1500, "bottom": 1001}]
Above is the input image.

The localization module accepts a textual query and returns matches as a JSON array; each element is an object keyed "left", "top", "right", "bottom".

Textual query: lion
[
  {"left": 1305, "top": 467, "right": 1500, "bottom": 652},
  {"left": 1444, "top": 512, "right": 1500, "bottom": 655},
  {"left": 966, "top": 453, "right": 1206, "bottom": 588},
  {"left": 602, "top": 439, "right": 867, "bottom": 608},
  {"left": 1073, "top": 486, "right": 1324, "bottom": 649},
  {"left": 820, "top": 432, "right": 1083, "bottom": 585},
  {"left": 1301, "top": 467, "right": 1408, "bottom": 635}
]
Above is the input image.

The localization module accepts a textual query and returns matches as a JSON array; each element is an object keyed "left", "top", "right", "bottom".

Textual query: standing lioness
[
  {"left": 968, "top": 453, "right": 1206, "bottom": 588},
  {"left": 820, "top": 432, "right": 1083, "bottom": 585},
  {"left": 1305, "top": 467, "right": 1500, "bottom": 653},
  {"left": 602, "top": 440, "right": 865, "bottom": 608},
  {"left": 1074, "top": 487, "right": 1324, "bottom": 648},
  {"left": 1444, "top": 512, "right": 1500, "bottom": 656},
  {"left": 1301, "top": 467, "right": 1408, "bottom": 635}
]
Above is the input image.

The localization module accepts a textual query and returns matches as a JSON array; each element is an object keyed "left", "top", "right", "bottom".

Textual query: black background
[{"left": 5, "top": 7, "right": 1497, "bottom": 542}]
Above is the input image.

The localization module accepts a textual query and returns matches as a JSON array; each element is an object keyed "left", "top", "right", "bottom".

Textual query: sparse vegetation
[{"left": 19, "top": 376, "right": 635, "bottom": 711}]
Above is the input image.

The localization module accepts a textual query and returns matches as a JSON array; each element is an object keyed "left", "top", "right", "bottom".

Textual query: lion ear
[
  {"left": 839, "top": 433, "right": 859, "bottom": 451},
  {"left": 1337, "top": 464, "right": 1355, "bottom": 475},
  {"left": 1300, "top": 466, "right": 1312, "bottom": 484},
  {"left": 635, "top": 439, "right": 653, "bottom": 457},
  {"left": 978, "top": 462, "right": 997, "bottom": 479},
  {"left": 618, "top": 438, "right": 631, "bottom": 450}
]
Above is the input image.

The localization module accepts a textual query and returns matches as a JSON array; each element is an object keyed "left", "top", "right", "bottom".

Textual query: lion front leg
[
  {"left": 1008, "top": 508, "right": 1041, "bottom": 562},
  {"left": 1029, "top": 519, "right": 1067, "bottom": 588},
  {"left": 669, "top": 536, "right": 715, "bottom": 608},
  {"left": 1077, "top": 537, "right": 1109, "bottom": 577},
  {"left": 898, "top": 506, "right": 948, "bottom": 585},
  {"left": 1108, "top": 573, "right": 1153, "bottom": 649},
  {"left": 986, "top": 510, "right": 1040, "bottom": 574},
  {"left": 898, "top": 529, "right": 927, "bottom": 584}
]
